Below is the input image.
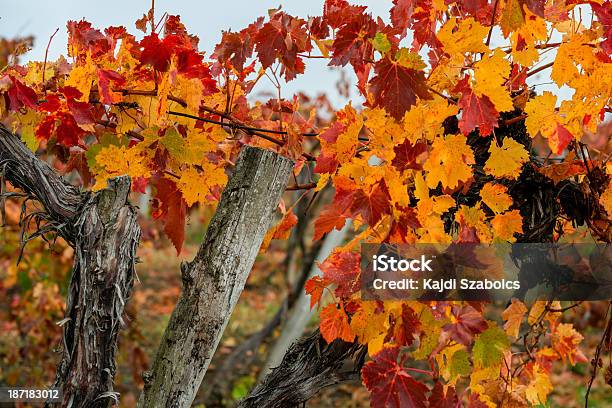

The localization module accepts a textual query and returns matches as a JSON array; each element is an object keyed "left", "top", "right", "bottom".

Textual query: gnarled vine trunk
[
  {"left": 53, "top": 176, "right": 140, "bottom": 408},
  {"left": 0, "top": 125, "right": 141, "bottom": 407},
  {"left": 240, "top": 330, "right": 366, "bottom": 408},
  {"left": 137, "top": 146, "right": 293, "bottom": 408}
]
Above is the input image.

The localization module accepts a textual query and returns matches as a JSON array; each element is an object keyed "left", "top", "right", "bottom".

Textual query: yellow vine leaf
[
  {"left": 469, "top": 366, "right": 501, "bottom": 407},
  {"left": 524, "top": 92, "right": 579, "bottom": 153},
  {"left": 456, "top": 205, "right": 492, "bottom": 242},
  {"left": 499, "top": 0, "right": 525, "bottom": 36},
  {"left": 524, "top": 92, "right": 557, "bottom": 138},
  {"left": 414, "top": 172, "right": 454, "bottom": 243},
  {"left": 569, "top": 61, "right": 612, "bottom": 106},
  {"left": 520, "top": 12, "right": 549, "bottom": 42},
  {"left": 552, "top": 323, "right": 585, "bottom": 364},
  {"left": 491, "top": 209, "right": 523, "bottom": 242},
  {"left": 438, "top": 17, "right": 489, "bottom": 56},
  {"left": 402, "top": 98, "right": 459, "bottom": 142},
  {"left": 171, "top": 76, "right": 205, "bottom": 129},
  {"left": 184, "top": 127, "right": 227, "bottom": 165},
  {"left": 314, "top": 38, "right": 331, "bottom": 57},
  {"left": 473, "top": 49, "right": 513, "bottom": 112},
  {"left": 336, "top": 105, "right": 363, "bottom": 163},
  {"left": 156, "top": 65, "right": 175, "bottom": 125},
  {"left": 350, "top": 301, "right": 390, "bottom": 356},
  {"left": 161, "top": 127, "right": 188, "bottom": 164},
  {"left": 414, "top": 171, "right": 429, "bottom": 202},
  {"left": 423, "top": 134, "right": 475, "bottom": 189},
  {"left": 384, "top": 167, "right": 410, "bottom": 207},
  {"left": 509, "top": 10, "right": 548, "bottom": 66},
  {"left": 528, "top": 301, "right": 561, "bottom": 326},
  {"left": 320, "top": 104, "right": 363, "bottom": 167},
  {"left": 551, "top": 32, "right": 599, "bottom": 88},
  {"left": 435, "top": 343, "right": 468, "bottom": 385},
  {"left": 484, "top": 138, "right": 529, "bottom": 180},
  {"left": 114, "top": 38, "right": 140, "bottom": 72},
  {"left": 12, "top": 108, "right": 41, "bottom": 152},
  {"left": 337, "top": 156, "right": 384, "bottom": 189},
  {"left": 502, "top": 298, "right": 527, "bottom": 338},
  {"left": 395, "top": 48, "right": 426, "bottom": 70},
  {"left": 64, "top": 53, "right": 97, "bottom": 102},
  {"left": 92, "top": 145, "right": 151, "bottom": 190},
  {"left": 525, "top": 363, "right": 553, "bottom": 405},
  {"left": 112, "top": 106, "right": 142, "bottom": 134},
  {"left": 559, "top": 97, "right": 606, "bottom": 137},
  {"left": 315, "top": 173, "right": 331, "bottom": 192},
  {"left": 204, "top": 88, "right": 238, "bottom": 112},
  {"left": 124, "top": 86, "right": 160, "bottom": 128},
  {"left": 364, "top": 107, "right": 401, "bottom": 156},
  {"left": 428, "top": 55, "right": 462, "bottom": 92},
  {"left": 23, "top": 61, "right": 56, "bottom": 89},
  {"left": 178, "top": 163, "right": 227, "bottom": 207},
  {"left": 472, "top": 325, "right": 510, "bottom": 370},
  {"left": 480, "top": 182, "right": 513, "bottom": 214},
  {"left": 412, "top": 307, "right": 446, "bottom": 359}
]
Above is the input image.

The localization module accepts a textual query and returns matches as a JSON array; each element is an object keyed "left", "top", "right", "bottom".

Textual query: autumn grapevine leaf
[
  {"left": 428, "top": 381, "right": 459, "bottom": 408},
  {"left": 318, "top": 249, "right": 361, "bottom": 298},
  {"left": 369, "top": 56, "right": 431, "bottom": 121},
  {"left": 362, "top": 347, "right": 429, "bottom": 408},
  {"left": 389, "top": 0, "right": 416, "bottom": 34},
  {"left": 454, "top": 76, "right": 498, "bottom": 136},
  {"left": 254, "top": 11, "right": 312, "bottom": 81},
  {"left": 391, "top": 139, "right": 427, "bottom": 172},
  {"left": 320, "top": 303, "right": 354, "bottom": 343},
  {"left": 152, "top": 177, "right": 187, "bottom": 255},
  {"left": 443, "top": 304, "right": 487, "bottom": 346}
]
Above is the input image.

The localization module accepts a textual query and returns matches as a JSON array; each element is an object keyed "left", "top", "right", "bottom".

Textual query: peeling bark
[
  {"left": 138, "top": 146, "right": 293, "bottom": 408},
  {"left": 0, "top": 124, "right": 82, "bottom": 235},
  {"left": 240, "top": 330, "right": 366, "bottom": 408},
  {"left": 53, "top": 176, "right": 140, "bottom": 408}
]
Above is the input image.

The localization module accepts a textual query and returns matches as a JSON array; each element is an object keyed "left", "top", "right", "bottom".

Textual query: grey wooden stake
[{"left": 138, "top": 146, "right": 293, "bottom": 408}]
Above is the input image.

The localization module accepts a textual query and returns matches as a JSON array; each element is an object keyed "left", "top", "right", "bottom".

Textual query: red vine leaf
[
  {"left": 391, "top": 139, "right": 427, "bottom": 172},
  {"left": 152, "top": 178, "right": 187, "bottom": 254},
  {"left": 349, "top": 179, "right": 392, "bottom": 225},
  {"left": 390, "top": 0, "right": 416, "bottom": 33},
  {"left": 393, "top": 304, "right": 422, "bottom": 346},
  {"left": 318, "top": 249, "right": 360, "bottom": 298},
  {"left": 443, "top": 304, "right": 488, "bottom": 346},
  {"left": 369, "top": 57, "right": 431, "bottom": 120},
  {"left": 455, "top": 76, "right": 499, "bottom": 136},
  {"left": 254, "top": 12, "right": 311, "bottom": 81},
  {"left": 5, "top": 76, "right": 38, "bottom": 111},
  {"left": 319, "top": 303, "right": 355, "bottom": 343},
  {"left": 329, "top": 13, "right": 377, "bottom": 71},
  {"left": 428, "top": 381, "right": 459, "bottom": 408},
  {"left": 362, "top": 347, "right": 429, "bottom": 408},
  {"left": 304, "top": 276, "right": 330, "bottom": 309},
  {"left": 313, "top": 206, "right": 347, "bottom": 241},
  {"left": 97, "top": 69, "right": 126, "bottom": 104}
]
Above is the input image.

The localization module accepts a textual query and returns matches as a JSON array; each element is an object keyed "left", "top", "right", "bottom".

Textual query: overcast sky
[{"left": 0, "top": 0, "right": 575, "bottom": 107}]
